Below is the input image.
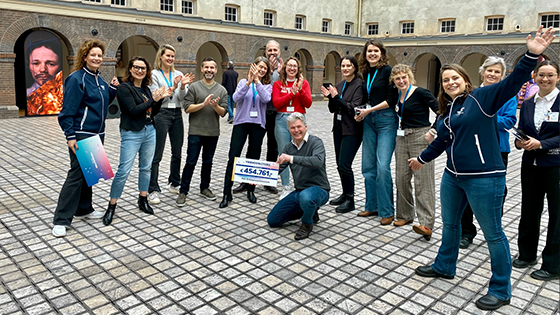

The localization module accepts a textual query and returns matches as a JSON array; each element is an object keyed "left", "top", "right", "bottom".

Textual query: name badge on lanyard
[
  {"left": 545, "top": 112, "right": 559, "bottom": 123},
  {"left": 337, "top": 114, "right": 342, "bottom": 121}
]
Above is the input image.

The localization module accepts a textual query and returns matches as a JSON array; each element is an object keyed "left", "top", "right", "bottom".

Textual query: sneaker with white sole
[
  {"left": 148, "top": 191, "right": 161, "bottom": 204},
  {"left": 168, "top": 184, "right": 180, "bottom": 195},
  {"left": 52, "top": 225, "right": 66, "bottom": 237},
  {"left": 279, "top": 185, "right": 291, "bottom": 200},
  {"left": 75, "top": 210, "right": 105, "bottom": 219},
  {"left": 176, "top": 193, "right": 187, "bottom": 207},
  {"left": 200, "top": 188, "right": 216, "bottom": 200}
]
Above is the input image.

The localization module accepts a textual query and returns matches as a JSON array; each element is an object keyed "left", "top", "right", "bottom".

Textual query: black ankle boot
[
  {"left": 138, "top": 195, "right": 154, "bottom": 214},
  {"left": 329, "top": 194, "right": 346, "bottom": 206},
  {"left": 247, "top": 191, "right": 257, "bottom": 203},
  {"left": 219, "top": 194, "right": 233, "bottom": 208},
  {"left": 335, "top": 195, "right": 355, "bottom": 213},
  {"left": 103, "top": 202, "right": 116, "bottom": 226}
]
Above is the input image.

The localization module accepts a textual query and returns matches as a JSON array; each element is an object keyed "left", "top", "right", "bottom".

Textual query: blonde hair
[
  {"left": 72, "top": 39, "right": 106, "bottom": 73},
  {"left": 390, "top": 64, "right": 416, "bottom": 85},
  {"left": 153, "top": 44, "right": 176, "bottom": 71}
]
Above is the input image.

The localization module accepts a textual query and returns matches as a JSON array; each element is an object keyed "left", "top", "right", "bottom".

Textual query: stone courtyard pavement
[{"left": 0, "top": 101, "right": 558, "bottom": 315}]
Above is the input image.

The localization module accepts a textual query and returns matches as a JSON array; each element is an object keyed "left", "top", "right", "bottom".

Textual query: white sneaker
[
  {"left": 75, "top": 210, "right": 105, "bottom": 219},
  {"left": 168, "top": 184, "right": 180, "bottom": 195},
  {"left": 148, "top": 191, "right": 161, "bottom": 204},
  {"left": 52, "top": 225, "right": 66, "bottom": 237},
  {"left": 279, "top": 185, "right": 291, "bottom": 200}
]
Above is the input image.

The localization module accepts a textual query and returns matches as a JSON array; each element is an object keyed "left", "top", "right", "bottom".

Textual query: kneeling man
[{"left": 267, "top": 113, "right": 330, "bottom": 240}]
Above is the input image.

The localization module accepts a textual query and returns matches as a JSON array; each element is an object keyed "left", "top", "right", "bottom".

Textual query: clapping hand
[
  {"left": 320, "top": 85, "right": 330, "bottom": 97},
  {"left": 526, "top": 26, "right": 556, "bottom": 55},
  {"left": 152, "top": 86, "right": 172, "bottom": 102},
  {"left": 172, "top": 75, "right": 182, "bottom": 90},
  {"left": 181, "top": 73, "right": 194, "bottom": 87},
  {"left": 328, "top": 85, "right": 338, "bottom": 97}
]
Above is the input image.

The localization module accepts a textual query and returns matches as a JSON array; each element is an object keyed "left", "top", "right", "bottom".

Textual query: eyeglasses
[
  {"left": 286, "top": 64, "right": 299, "bottom": 69},
  {"left": 132, "top": 65, "right": 147, "bottom": 72}
]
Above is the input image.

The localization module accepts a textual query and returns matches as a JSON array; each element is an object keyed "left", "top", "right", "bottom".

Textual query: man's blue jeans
[
  {"left": 361, "top": 108, "right": 397, "bottom": 218},
  {"left": 267, "top": 186, "right": 329, "bottom": 226},
  {"left": 110, "top": 125, "right": 156, "bottom": 199},
  {"left": 275, "top": 112, "right": 292, "bottom": 186},
  {"left": 432, "top": 172, "right": 511, "bottom": 301},
  {"left": 227, "top": 95, "right": 235, "bottom": 120}
]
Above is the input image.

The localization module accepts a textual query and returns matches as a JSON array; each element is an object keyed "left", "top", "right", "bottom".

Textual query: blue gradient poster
[{"left": 75, "top": 135, "right": 114, "bottom": 187}]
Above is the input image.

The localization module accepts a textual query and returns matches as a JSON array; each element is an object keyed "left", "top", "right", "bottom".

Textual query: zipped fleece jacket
[
  {"left": 417, "top": 52, "right": 539, "bottom": 177},
  {"left": 58, "top": 67, "right": 117, "bottom": 140}
]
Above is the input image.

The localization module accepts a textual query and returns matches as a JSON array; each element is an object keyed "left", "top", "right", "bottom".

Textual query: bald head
[{"left": 266, "top": 40, "right": 280, "bottom": 58}]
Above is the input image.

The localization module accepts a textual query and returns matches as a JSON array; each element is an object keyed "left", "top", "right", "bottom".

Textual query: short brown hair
[
  {"left": 72, "top": 39, "right": 106, "bottom": 73},
  {"left": 122, "top": 56, "right": 153, "bottom": 87}
]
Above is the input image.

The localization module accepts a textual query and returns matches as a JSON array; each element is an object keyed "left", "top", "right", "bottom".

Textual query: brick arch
[
  {"left": 105, "top": 27, "right": 162, "bottom": 59},
  {"left": 454, "top": 47, "right": 494, "bottom": 65},
  {"left": 189, "top": 32, "right": 233, "bottom": 63},
  {"left": 287, "top": 47, "right": 314, "bottom": 66},
  {"left": 0, "top": 15, "right": 74, "bottom": 55},
  {"left": 411, "top": 50, "right": 446, "bottom": 69},
  {"left": 248, "top": 38, "right": 274, "bottom": 62}
]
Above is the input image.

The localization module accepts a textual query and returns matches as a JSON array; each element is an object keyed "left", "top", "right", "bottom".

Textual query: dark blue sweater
[
  {"left": 418, "top": 52, "right": 540, "bottom": 177},
  {"left": 58, "top": 67, "right": 117, "bottom": 140}
]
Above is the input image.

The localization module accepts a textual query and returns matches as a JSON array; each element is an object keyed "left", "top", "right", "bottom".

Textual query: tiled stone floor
[{"left": 0, "top": 101, "right": 558, "bottom": 315}]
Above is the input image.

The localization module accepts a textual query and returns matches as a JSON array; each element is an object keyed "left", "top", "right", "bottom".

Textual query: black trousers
[
  {"left": 223, "top": 123, "right": 266, "bottom": 195},
  {"left": 53, "top": 135, "right": 102, "bottom": 226},
  {"left": 265, "top": 107, "right": 278, "bottom": 162},
  {"left": 518, "top": 162, "right": 560, "bottom": 274},
  {"left": 461, "top": 152, "right": 508, "bottom": 240},
  {"left": 333, "top": 130, "right": 362, "bottom": 195}
]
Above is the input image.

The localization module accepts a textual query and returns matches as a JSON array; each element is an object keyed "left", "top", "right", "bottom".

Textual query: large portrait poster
[{"left": 24, "top": 30, "right": 63, "bottom": 116}]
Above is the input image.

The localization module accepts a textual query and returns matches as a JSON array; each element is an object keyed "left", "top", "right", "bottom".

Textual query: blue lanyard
[
  {"left": 397, "top": 85, "right": 412, "bottom": 124},
  {"left": 340, "top": 81, "right": 347, "bottom": 99},
  {"left": 160, "top": 69, "right": 172, "bottom": 88},
  {"left": 252, "top": 83, "right": 257, "bottom": 107},
  {"left": 366, "top": 69, "right": 379, "bottom": 95}
]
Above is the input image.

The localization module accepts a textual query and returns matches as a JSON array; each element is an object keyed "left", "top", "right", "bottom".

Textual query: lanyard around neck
[
  {"left": 366, "top": 69, "right": 379, "bottom": 95},
  {"left": 252, "top": 83, "right": 258, "bottom": 107},
  {"left": 160, "top": 69, "right": 172, "bottom": 88},
  {"left": 397, "top": 85, "right": 412, "bottom": 121},
  {"left": 340, "top": 81, "right": 348, "bottom": 99}
]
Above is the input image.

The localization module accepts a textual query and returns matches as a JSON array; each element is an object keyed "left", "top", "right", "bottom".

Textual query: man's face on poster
[{"left": 29, "top": 46, "right": 60, "bottom": 86}]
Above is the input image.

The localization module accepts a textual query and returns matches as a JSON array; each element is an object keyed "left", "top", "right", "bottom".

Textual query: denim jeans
[
  {"left": 267, "top": 186, "right": 329, "bottom": 226},
  {"left": 362, "top": 108, "right": 397, "bottom": 218},
  {"left": 433, "top": 172, "right": 511, "bottom": 300},
  {"left": 110, "top": 125, "right": 156, "bottom": 199},
  {"left": 227, "top": 95, "right": 235, "bottom": 120},
  {"left": 180, "top": 135, "right": 219, "bottom": 194},
  {"left": 150, "top": 108, "right": 184, "bottom": 193},
  {"left": 275, "top": 112, "right": 294, "bottom": 186},
  {"left": 53, "top": 134, "right": 104, "bottom": 226}
]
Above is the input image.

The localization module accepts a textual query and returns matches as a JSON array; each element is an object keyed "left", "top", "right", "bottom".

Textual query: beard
[{"left": 204, "top": 71, "right": 215, "bottom": 80}]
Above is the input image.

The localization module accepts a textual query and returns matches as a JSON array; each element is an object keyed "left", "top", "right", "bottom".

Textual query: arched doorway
[
  {"left": 294, "top": 49, "right": 313, "bottom": 81},
  {"left": 254, "top": 47, "right": 266, "bottom": 59},
  {"left": 117, "top": 35, "right": 158, "bottom": 71},
  {"left": 461, "top": 53, "right": 487, "bottom": 87},
  {"left": 14, "top": 28, "right": 70, "bottom": 116},
  {"left": 195, "top": 41, "right": 228, "bottom": 83},
  {"left": 323, "top": 51, "right": 341, "bottom": 86},
  {"left": 415, "top": 53, "right": 441, "bottom": 96}
]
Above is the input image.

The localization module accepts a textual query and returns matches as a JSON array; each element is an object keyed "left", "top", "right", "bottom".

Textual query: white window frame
[
  {"left": 160, "top": 0, "right": 174, "bottom": 12},
  {"left": 540, "top": 13, "right": 560, "bottom": 28},
  {"left": 225, "top": 5, "right": 238, "bottom": 22},
  {"left": 264, "top": 10, "right": 275, "bottom": 27},
  {"left": 367, "top": 23, "right": 379, "bottom": 36},
  {"left": 344, "top": 22, "right": 353, "bottom": 36},
  {"left": 401, "top": 21, "right": 414, "bottom": 34},
  {"left": 322, "top": 19, "right": 331, "bottom": 33},
  {"left": 486, "top": 16, "right": 504, "bottom": 31},
  {"left": 440, "top": 19, "right": 456, "bottom": 33},
  {"left": 182, "top": 0, "right": 194, "bottom": 15},
  {"left": 111, "top": 0, "right": 125, "bottom": 5},
  {"left": 295, "top": 15, "right": 306, "bottom": 30}
]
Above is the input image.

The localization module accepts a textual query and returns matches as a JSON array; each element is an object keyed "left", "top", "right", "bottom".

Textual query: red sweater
[{"left": 272, "top": 80, "right": 312, "bottom": 113}]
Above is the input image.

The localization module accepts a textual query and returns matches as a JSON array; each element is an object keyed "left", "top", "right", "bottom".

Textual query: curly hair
[
  {"left": 279, "top": 57, "right": 302, "bottom": 85},
  {"left": 253, "top": 56, "right": 272, "bottom": 85},
  {"left": 358, "top": 39, "right": 388, "bottom": 73},
  {"left": 72, "top": 39, "right": 106, "bottom": 73},
  {"left": 389, "top": 64, "right": 416, "bottom": 85},
  {"left": 122, "top": 56, "right": 153, "bottom": 87}
]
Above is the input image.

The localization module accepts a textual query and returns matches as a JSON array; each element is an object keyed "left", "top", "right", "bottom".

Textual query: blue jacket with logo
[
  {"left": 418, "top": 52, "right": 539, "bottom": 177},
  {"left": 58, "top": 67, "right": 117, "bottom": 140}
]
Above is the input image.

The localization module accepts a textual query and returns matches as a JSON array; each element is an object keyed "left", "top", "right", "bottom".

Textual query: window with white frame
[
  {"left": 486, "top": 16, "right": 504, "bottom": 31},
  {"left": 225, "top": 5, "right": 238, "bottom": 22},
  {"left": 160, "top": 0, "right": 173, "bottom": 12},
  {"left": 182, "top": 1, "right": 194, "bottom": 14},
  {"left": 344, "top": 22, "right": 353, "bottom": 35},
  {"left": 264, "top": 11, "right": 275, "bottom": 26},
  {"left": 86, "top": 0, "right": 101, "bottom": 2},
  {"left": 322, "top": 19, "right": 331, "bottom": 33},
  {"left": 367, "top": 23, "right": 379, "bottom": 35},
  {"left": 540, "top": 13, "right": 560, "bottom": 28},
  {"left": 111, "top": 0, "right": 125, "bottom": 5},
  {"left": 295, "top": 15, "right": 305, "bottom": 30},
  {"left": 440, "top": 19, "right": 456, "bottom": 33},
  {"left": 401, "top": 21, "right": 414, "bottom": 34}
]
